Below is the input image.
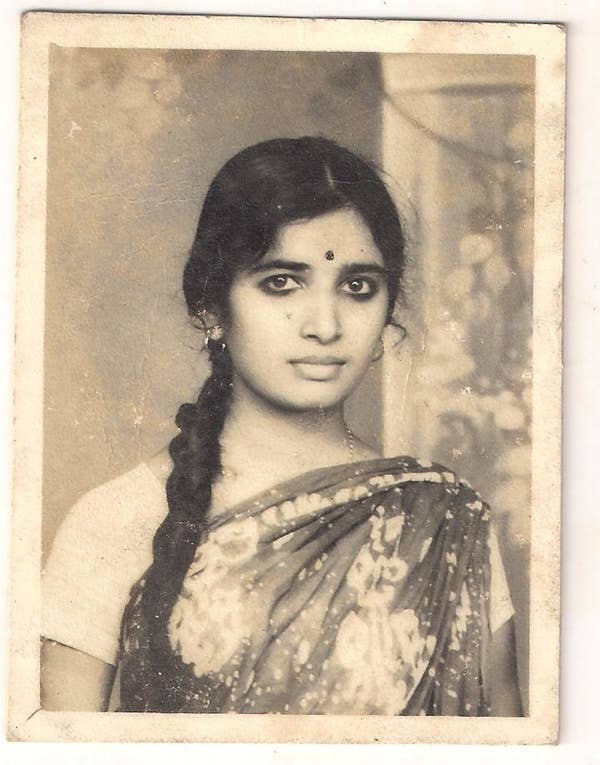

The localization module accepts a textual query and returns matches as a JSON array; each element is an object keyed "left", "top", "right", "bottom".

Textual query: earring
[
  {"left": 371, "top": 338, "right": 385, "bottom": 362},
  {"left": 203, "top": 322, "right": 224, "bottom": 350}
]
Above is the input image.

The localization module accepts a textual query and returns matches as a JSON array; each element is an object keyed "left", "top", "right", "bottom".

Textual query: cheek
[
  {"left": 343, "top": 301, "right": 387, "bottom": 346},
  {"left": 226, "top": 291, "right": 290, "bottom": 352}
]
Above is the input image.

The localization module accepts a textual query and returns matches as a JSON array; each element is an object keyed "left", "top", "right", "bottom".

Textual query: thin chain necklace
[
  {"left": 344, "top": 422, "right": 355, "bottom": 456},
  {"left": 220, "top": 422, "right": 356, "bottom": 479}
]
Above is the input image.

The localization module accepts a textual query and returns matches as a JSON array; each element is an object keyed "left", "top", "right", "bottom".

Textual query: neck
[{"left": 219, "top": 374, "right": 351, "bottom": 472}]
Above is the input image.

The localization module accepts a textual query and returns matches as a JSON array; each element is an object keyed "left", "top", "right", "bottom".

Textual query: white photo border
[{"left": 9, "top": 12, "right": 564, "bottom": 744}]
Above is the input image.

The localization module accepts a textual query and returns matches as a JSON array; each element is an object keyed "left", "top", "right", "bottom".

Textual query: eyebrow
[
  {"left": 342, "top": 263, "right": 388, "bottom": 277},
  {"left": 248, "top": 259, "right": 388, "bottom": 276},
  {"left": 248, "top": 259, "right": 309, "bottom": 273}
]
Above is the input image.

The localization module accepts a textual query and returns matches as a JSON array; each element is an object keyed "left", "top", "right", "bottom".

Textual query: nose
[{"left": 300, "top": 294, "right": 342, "bottom": 344}]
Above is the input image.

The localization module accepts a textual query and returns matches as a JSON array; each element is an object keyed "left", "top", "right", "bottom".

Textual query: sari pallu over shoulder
[{"left": 118, "top": 456, "right": 492, "bottom": 716}]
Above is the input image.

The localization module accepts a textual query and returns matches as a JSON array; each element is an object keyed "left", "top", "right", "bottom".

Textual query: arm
[
  {"left": 485, "top": 617, "right": 523, "bottom": 716},
  {"left": 41, "top": 465, "right": 165, "bottom": 712},
  {"left": 41, "top": 639, "right": 116, "bottom": 711}
]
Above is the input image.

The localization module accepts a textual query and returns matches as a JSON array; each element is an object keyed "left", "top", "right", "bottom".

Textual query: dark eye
[
  {"left": 259, "top": 274, "right": 301, "bottom": 294},
  {"left": 342, "top": 277, "right": 376, "bottom": 297}
]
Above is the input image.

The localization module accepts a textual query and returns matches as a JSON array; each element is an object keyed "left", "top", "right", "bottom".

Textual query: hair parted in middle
[{"left": 130, "top": 136, "right": 407, "bottom": 710}]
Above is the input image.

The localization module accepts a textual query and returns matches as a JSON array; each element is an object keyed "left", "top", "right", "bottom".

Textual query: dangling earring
[{"left": 371, "top": 338, "right": 385, "bottom": 362}]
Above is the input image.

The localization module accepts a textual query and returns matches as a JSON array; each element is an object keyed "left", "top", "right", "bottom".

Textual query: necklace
[
  {"left": 220, "top": 422, "right": 356, "bottom": 479},
  {"left": 344, "top": 422, "right": 355, "bottom": 456}
]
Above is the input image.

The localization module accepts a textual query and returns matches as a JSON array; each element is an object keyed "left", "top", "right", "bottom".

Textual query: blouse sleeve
[
  {"left": 488, "top": 524, "right": 515, "bottom": 633},
  {"left": 41, "top": 466, "right": 165, "bottom": 666}
]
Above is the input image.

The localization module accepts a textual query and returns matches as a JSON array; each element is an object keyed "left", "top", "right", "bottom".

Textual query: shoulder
[
  {"left": 371, "top": 454, "right": 458, "bottom": 491},
  {"left": 393, "top": 454, "right": 486, "bottom": 493},
  {"left": 74, "top": 461, "right": 165, "bottom": 515},
  {"left": 50, "top": 462, "right": 167, "bottom": 556},
  {"left": 375, "top": 454, "right": 491, "bottom": 519}
]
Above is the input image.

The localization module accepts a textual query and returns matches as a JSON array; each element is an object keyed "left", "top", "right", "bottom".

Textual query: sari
[{"left": 118, "top": 456, "right": 492, "bottom": 715}]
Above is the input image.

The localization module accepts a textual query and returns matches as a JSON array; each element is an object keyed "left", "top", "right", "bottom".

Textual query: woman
[{"left": 41, "top": 137, "right": 522, "bottom": 716}]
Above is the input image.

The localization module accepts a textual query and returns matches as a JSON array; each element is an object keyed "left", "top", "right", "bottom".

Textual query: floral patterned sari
[{"left": 118, "top": 456, "right": 492, "bottom": 715}]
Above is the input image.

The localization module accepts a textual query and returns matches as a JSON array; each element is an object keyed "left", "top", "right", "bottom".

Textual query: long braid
[{"left": 138, "top": 343, "right": 233, "bottom": 708}]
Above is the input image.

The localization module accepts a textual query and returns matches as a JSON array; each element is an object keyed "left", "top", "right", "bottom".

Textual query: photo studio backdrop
[{"left": 44, "top": 49, "right": 532, "bottom": 708}]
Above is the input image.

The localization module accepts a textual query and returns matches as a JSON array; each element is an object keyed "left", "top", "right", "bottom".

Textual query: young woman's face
[{"left": 224, "top": 207, "right": 390, "bottom": 412}]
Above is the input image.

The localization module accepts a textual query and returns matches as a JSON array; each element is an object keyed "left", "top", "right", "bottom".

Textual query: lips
[
  {"left": 289, "top": 356, "right": 347, "bottom": 381},
  {"left": 289, "top": 356, "right": 346, "bottom": 365}
]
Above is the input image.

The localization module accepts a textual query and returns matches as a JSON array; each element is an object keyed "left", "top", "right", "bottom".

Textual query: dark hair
[{"left": 138, "top": 136, "right": 406, "bottom": 708}]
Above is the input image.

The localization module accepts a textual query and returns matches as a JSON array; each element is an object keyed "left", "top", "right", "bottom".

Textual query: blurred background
[{"left": 43, "top": 48, "right": 533, "bottom": 709}]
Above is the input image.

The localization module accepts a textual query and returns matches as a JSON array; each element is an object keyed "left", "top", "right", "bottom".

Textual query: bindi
[{"left": 325, "top": 250, "right": 335, "bottom": 261}]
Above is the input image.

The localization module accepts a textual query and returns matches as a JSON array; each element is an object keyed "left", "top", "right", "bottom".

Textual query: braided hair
[{"left": 138, "top": 137, "right": 406, "bottom": 705}]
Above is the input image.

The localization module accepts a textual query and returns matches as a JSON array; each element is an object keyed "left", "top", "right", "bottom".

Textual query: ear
[{"left": 371, "top": 337, "right": 384, "bottom": 362}]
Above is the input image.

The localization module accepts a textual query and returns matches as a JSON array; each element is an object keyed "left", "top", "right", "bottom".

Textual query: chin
[{"left": 267, "top": 382, "right": 356, "bottom": 412}]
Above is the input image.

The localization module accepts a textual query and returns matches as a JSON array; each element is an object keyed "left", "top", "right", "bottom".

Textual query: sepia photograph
[{"left": 9, "top": 12, "right": 564, "bottom": 744}]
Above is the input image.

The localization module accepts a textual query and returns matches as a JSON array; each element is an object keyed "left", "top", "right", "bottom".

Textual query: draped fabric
[{"left": 118, "top": 457, "right": 492, "bottom": 715}]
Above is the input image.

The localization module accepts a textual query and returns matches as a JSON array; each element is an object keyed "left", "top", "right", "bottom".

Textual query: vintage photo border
[{"left": 9, "top": 12, "right": 564, "bottom": 744}]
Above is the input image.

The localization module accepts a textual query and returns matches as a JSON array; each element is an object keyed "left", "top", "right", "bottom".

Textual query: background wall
[{"left": 43, "top": 49, "right": 532, "bottom": 709}]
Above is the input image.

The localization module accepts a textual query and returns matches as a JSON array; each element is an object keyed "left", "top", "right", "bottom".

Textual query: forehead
[{"left": 266, "top": 207, "right": 384, "bottom": 266}]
